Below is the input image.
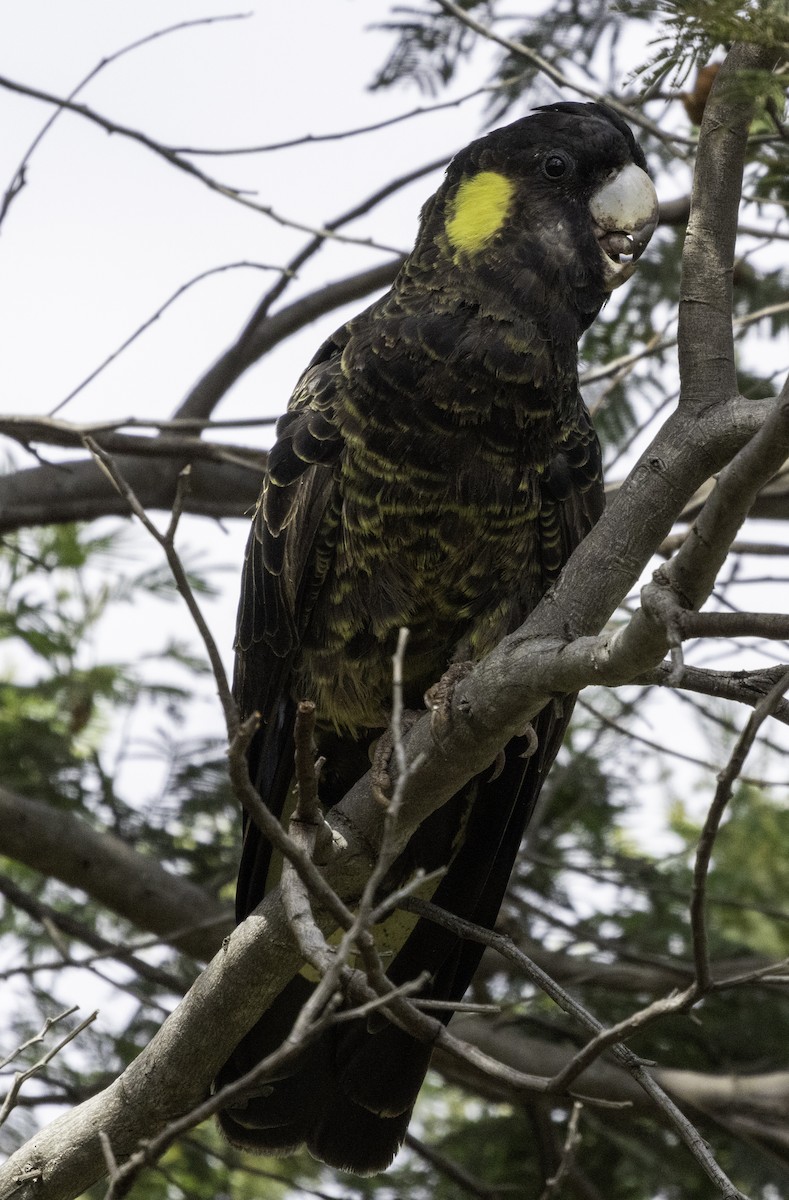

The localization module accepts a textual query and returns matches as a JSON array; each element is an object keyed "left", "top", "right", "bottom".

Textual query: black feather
[{"left": 216, "top": 101, "right": 651, "bottom": 1175}]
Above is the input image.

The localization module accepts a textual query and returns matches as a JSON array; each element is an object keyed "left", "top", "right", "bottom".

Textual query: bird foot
[
  {"left": 424, "top": 660, "right": 474, "bottom": 744},
  {"left": 370, "top": 711, "right": 422, "bottom": 806},
  {"left": 488, "top": 721, "right": 539, "bottom": 780}
]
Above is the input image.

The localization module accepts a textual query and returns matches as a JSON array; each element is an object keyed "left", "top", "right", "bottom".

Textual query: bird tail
[{"left": 215, "top": 703, "right": 571, "bottom": 1174}]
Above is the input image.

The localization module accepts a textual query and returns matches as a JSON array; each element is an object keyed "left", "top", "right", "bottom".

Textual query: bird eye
[{"left": 543, "top": 152, "right": 570, "bottom": 179}]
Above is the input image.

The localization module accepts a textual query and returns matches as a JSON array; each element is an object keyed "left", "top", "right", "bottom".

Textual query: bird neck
[{"left": 385, "top": 255, "right": 585, "bottom": 434}]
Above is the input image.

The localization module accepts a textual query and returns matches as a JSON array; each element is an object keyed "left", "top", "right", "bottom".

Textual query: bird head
[{"left": 428, "top": 102, "right": 658, "bottom": 315}]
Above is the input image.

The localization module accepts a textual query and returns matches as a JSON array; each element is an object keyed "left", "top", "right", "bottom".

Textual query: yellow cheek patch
[{"left": 446, "top": 171, "right": 515, "bottom": 256}]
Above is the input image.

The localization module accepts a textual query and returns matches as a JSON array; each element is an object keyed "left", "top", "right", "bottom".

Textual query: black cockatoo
[{"left": 216, "top": 101, "right": 658, "bottom": 1174}]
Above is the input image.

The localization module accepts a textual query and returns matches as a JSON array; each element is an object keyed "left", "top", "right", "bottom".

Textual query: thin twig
[
  {"left": 292, "top": 701, "right": 321, "bottom": 824},
  {"left": 710, "top": 954, "right": 789, "bottom": 991},
  {"left": 0, "top": 1010, "right": 98, "bottom": 1128},
  {"left": 226, "top": 714, "right": 352, "bottom": 935},
  {"left": 172, "top": 85, "right": 491, "bottom": 154},
  {"left": 411, "top": 999, "right": 501, "bottom": 1013},
  {"left": 577, "top": 695, "right": 786, "bottom": 786},
  {"left": 401, "top": 898, "right": 748, "bottom": 1199},
  {"left": 0, "top": 872, "right": 188, "bottom": 993},
  {"left": 690, "top": 664, "right": 789, "bottom": 991},
  {"left": 547, "top": 990, "right": 694, "bottom": 1093},
  {"left": 0, "top": 14, "right": 251, "bottom": 230},
  {"left": 0, "top": 1007, "right": 78, "bottom": 1073},
  {"left": 538, "top": 1103, "right": 583, "bottom": 1200},
  {"left": 0, "top": 71, "right": 403, "bottom": 254},
  {"left": 364, "top": 629, "right": 427, "bottom": 891},
  {"left": 432, "top": 0, "right": 696, "bottom": 147},
  {"left": 82, "top": 439, "right": 238, "bottom": 738},
  {"left": 49, "top": 261, "right": 287, "bottom": 416},
  {"left": 281, "top": 732, "right": 338, "bottom": 977},
  {"left": 368, "top": 865, "right": 446, "bottom": 926},
  {"left": 98, "top": 1132, "right": 119, "bottom": 1183},
  {"left": 583, "top": 299, "right": 789, "bottom": 388}
]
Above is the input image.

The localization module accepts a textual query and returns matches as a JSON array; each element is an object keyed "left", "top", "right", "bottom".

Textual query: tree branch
[
  {"left": 0, "top": 70, "right": 403, "bottom": 253},
  {"left": 675, "top": 610, "right": 789, "bottom": 642},
  {"left": 0, "top": 874, "right": 190, "bottom": 994},
  {"left": 172, "top": 258, "right": 402, "bottom": 424},
  {"left": 678, "top": 42, "right": 782, "bottom": 405},
  {"left": 439, "top": 1017, "right": 789, "bottom": 1134},
  {"left": 0, "top": 786, "right": 231, "bottom": 959},
  {"left": 690, "top": 666, "right": 789, "bottom": 990},
  {"left": 642, "top": 661, "right": 789, "bottom": 724},
  {"left": 0, "top": 415, "right": 265, "bottom": 467},
  {"left": 0, "top": 453, "right": 263, "bottom": 533}
]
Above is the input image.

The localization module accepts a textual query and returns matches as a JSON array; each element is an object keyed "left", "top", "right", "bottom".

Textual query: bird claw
[
  {"left": 424, "top": 661, "right": 474, "bottom": 744},
  {"left": 519, "top": 722, "right": 539, "bottom": 759},
  {"left": 371, "top": 736, "right": 393, "bottom": 806},
  {"left": 370, "top": 712, "right": 422, "bottom": 806},
  {"left": 487, "top": 722, "right": 538, "bottom": 781},
  {"left": 488, "top": 749, "right": 507, "bottom": 781}
]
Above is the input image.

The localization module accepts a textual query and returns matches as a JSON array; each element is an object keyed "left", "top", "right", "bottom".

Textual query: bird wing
[
  {"left": 232, "top": 328, "right": 348, "bottom": 919},
  {"left": 538, "top": 403, "right": 605, "bottom": 583}
]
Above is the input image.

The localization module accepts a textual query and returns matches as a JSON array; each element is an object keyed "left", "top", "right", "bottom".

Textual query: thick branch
[
  {"left": 0, "top": 787, "right": 231, "bottom": 959},
  {"left": 174, "top": 258, "right": 403, "bottom": 423},
  {"left": 668, "top": 380, "right": 789, "bottom": 616},
  {"left": 0, "top": 454, "right": 263, "bottom": 533},
  {"left": 439, "top": 1018, "right": 789, "bottom": 1130},
  {"left": 607, "top": 381, "right": 789, "bottom": 679},
  {"left": 678, "top": 43, "right": 782, "bottom": 404}
]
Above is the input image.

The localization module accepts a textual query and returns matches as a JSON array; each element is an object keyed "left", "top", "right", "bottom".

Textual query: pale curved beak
[{"left": 589, "top": 162, "right": 659, "bottom": 290}]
